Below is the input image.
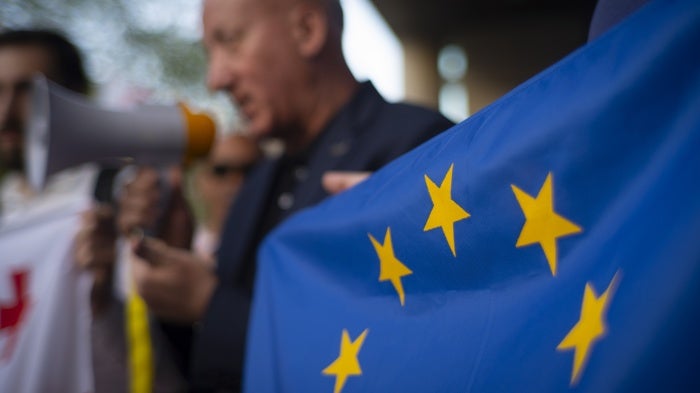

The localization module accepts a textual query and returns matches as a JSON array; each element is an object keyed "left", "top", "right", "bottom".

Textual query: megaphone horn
[{"left": 25, "top": 74, "right": 216, "bottom": 190}]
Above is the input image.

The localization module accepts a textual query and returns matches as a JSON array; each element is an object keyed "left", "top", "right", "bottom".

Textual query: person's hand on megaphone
[
  {"left": 117, "top": 166, "right": 194, "bottom": 250},
  {"left": 116, "top": 162, "right": 215, "bottom": 324},
  {"left": 117, "top": 167, "right": 160, "bottom": 234}
]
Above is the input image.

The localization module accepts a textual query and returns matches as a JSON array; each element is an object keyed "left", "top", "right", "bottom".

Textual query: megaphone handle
[{"left": 93, "top": 167, "right": 121, "bottom": 204}]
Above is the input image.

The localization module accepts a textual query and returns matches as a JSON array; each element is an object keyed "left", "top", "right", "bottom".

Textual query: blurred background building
[
  {"left": 370, "top": 0, "right": 597, "bottom": 121},
  {"left": 0, "top": 0, "right": 596, "bottom": 127}
]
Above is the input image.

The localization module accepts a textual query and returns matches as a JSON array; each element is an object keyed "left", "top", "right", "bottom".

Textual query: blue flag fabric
[{"left": 244, "top": 0, "right": 700, "bottom": 391}]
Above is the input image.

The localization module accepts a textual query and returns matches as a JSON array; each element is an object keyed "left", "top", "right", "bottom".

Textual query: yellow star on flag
[
  {"left": 557, "top": 273, "right": 620, "bottom": 385},
  {"left": 511, "top": 172, "right": 581, "bottom": 275},
  {"left": 322, "top": 329, "right": 369, "bottom": 393},
  {"left": 424, "top": 163, "right": 470, "bottom": 257},
  {"left": 369, "top": 228, "right": 413, "bottom": 306}
]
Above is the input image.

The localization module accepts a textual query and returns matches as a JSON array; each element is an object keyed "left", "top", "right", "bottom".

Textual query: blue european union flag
[{"left": 245, "top": 0, "right": 700, "bottom": 391}]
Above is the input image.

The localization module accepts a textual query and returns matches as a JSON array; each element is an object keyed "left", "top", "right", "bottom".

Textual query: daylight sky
[{"left": 121, "top": 0, "right": 404, "bottom": 100}]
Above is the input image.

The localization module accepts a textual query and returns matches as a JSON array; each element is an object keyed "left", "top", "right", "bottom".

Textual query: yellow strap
[{"left": 126, "top": 288, "right": 154, "bottom": 393}]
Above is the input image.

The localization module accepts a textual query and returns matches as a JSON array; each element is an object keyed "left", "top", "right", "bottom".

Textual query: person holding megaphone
[
  {"left": 117, "top": 0, "right": 454, "bottom": 392},
  {"left": 0, "top": 28, "right": 215, "bottom": 392},
  {"left": 0, "top": 28, "right": 132, "bottom": 390},
  {"left": 0, "top": 29, "right": 94, "bottom": 218},
  {"left": 0, "top": 30, "right": 119, "bottom": 308}
]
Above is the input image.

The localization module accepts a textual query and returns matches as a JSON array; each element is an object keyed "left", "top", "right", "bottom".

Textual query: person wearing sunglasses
[{"left": 191, "top": 133, "right": 261, "bottom": 260}]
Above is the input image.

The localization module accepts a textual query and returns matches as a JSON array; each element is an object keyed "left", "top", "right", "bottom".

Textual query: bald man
[{"left": 120, "top": 0, "right": 453, "bottom": 390}]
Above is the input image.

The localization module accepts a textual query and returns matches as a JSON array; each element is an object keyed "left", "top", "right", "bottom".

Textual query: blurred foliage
[
  {"left": 0, "top": 0, "right": 237, "bottom": 128},
  {"left": 124, "top": 28, "right": 207, "bottom": 89}
]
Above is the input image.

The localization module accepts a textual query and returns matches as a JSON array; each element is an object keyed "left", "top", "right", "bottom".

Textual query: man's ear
[{"left": 290, "top": 4, "right": 328, "bottom": 58}]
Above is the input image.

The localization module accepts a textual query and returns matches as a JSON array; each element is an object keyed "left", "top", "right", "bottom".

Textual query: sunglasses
[{"left": 209, "top": 163, "right": 254, "bottom": 177}]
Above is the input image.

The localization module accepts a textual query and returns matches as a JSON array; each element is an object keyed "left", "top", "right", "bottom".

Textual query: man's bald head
[{"left": 202, "top": 0, "right": 357, "bottom": 151}]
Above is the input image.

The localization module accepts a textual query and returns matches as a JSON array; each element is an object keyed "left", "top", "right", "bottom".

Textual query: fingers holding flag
[{"left": 322, "top": 171, "right": 371, "bottom": 195}]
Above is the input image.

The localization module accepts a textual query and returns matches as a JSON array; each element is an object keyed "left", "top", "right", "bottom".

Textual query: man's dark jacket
[{"left": 190, "top": 82, "right": 454, "bottom": 391}]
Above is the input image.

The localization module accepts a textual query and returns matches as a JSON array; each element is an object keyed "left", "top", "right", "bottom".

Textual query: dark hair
[
  {"left": 327, "top": 0, "right": 344, "bottom": 31},
  {"left": 0, "top": 29, "right": 89, "bottom": 94}
]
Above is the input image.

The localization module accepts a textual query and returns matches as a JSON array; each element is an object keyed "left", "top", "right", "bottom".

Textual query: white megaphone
[{"left": 25, "top": 74, "right": 216, "bottom": 190}]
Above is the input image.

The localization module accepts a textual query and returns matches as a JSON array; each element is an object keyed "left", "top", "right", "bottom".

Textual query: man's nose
[{"left": 206, "top": 52, "right": 235, "bottom": 92}]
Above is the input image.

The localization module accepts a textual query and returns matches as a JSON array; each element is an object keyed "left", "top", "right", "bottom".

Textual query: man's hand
[
  {"left": 129, "top": 236, "right": 217, "bottom": 323},
  {"left": 118, "top": 167, "right": 194, "bottom": 249},
  {"left": 74, "top": 204, "right": 117, "bottom": 315},
  {"left": 117, "top": 168, "right": 162, "bottom": 235},
  {"left": 321, "top": 171, "right": 371, "bottom": 195}
]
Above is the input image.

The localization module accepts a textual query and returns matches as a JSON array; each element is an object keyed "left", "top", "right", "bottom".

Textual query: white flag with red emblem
[{"left": 0, "top": 197, "right": 93, "bottom": 393}]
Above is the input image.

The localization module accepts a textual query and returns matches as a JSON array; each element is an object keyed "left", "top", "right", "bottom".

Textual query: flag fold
[{"left": 246, "top": 0, "right": 700, "bottom": 391}]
